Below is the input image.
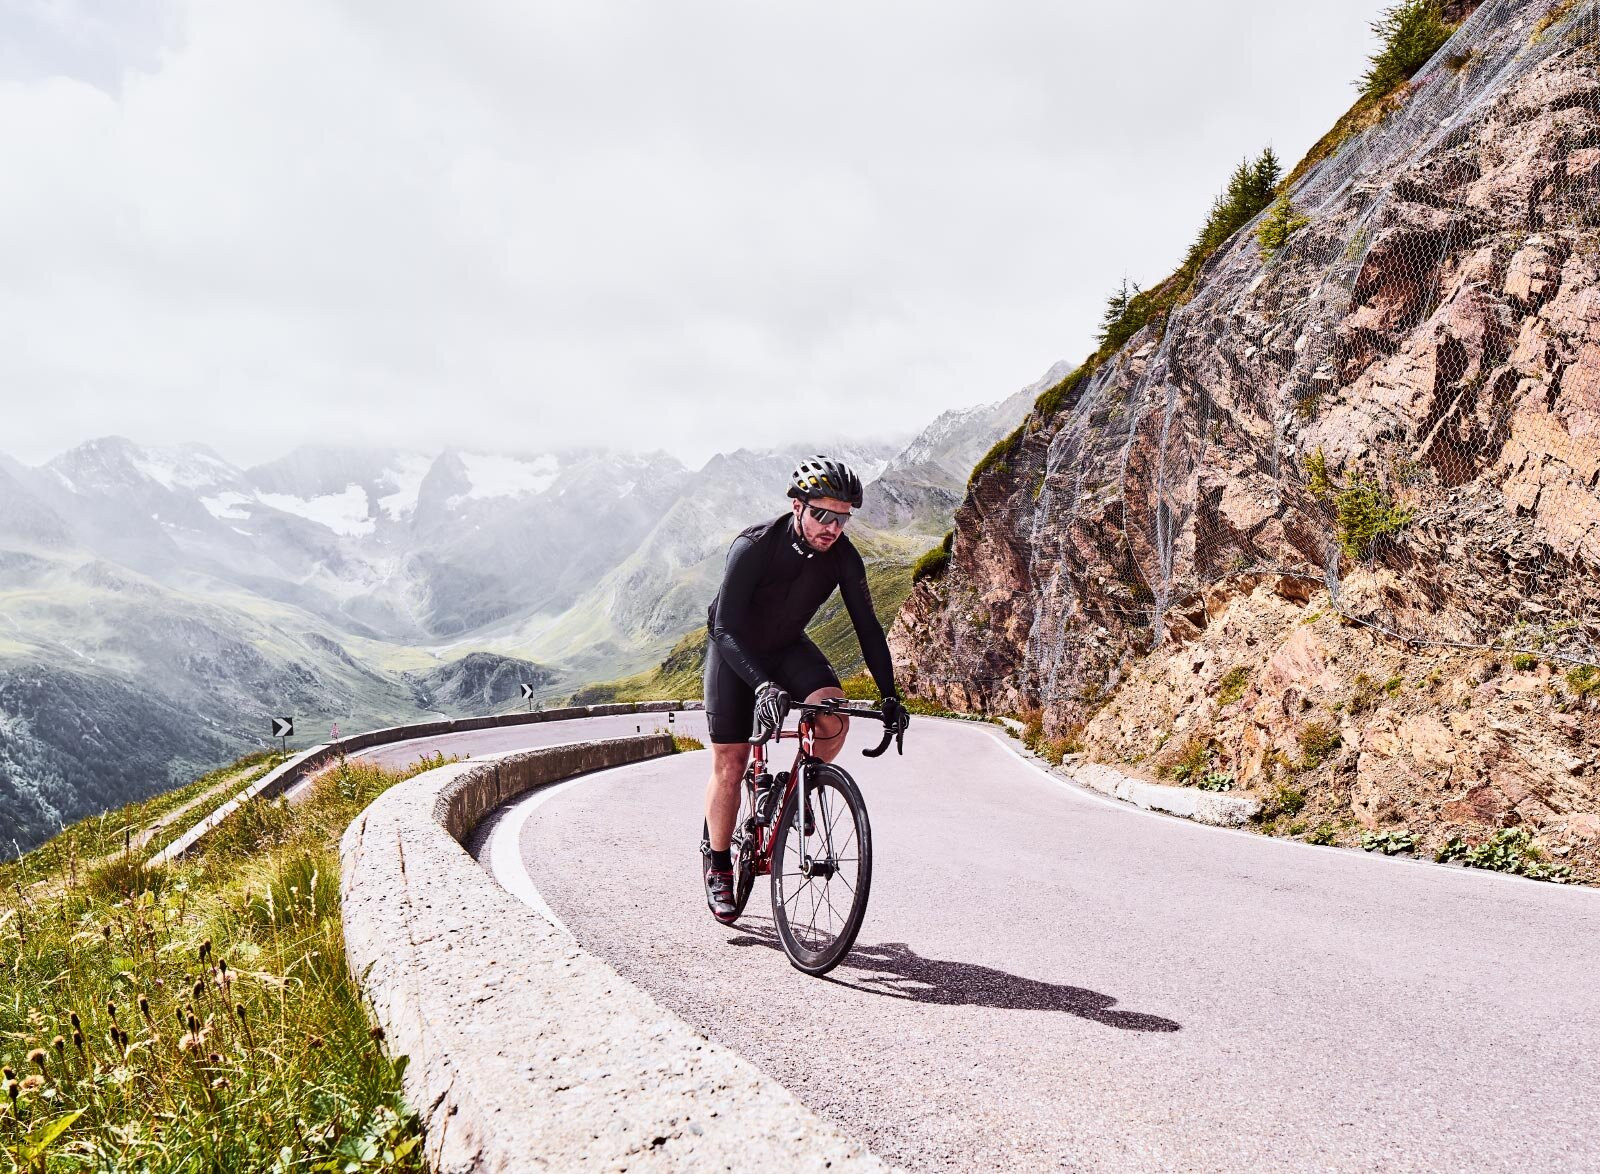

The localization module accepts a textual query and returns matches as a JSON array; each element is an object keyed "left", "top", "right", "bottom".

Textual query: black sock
[{"left": 709, "top": 848, "right": 732, "bottom": 872}]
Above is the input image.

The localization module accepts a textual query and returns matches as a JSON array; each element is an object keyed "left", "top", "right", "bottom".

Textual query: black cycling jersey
[{"left": 706, "top": 514, "right": 897, "bottom": 699}]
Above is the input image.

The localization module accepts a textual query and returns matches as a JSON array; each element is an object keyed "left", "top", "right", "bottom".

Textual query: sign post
[
  {"left": 271, "top": 716, "right": 294, "bottom": 759},
  {"left": 520, "top": 682, "right": 534, "bottom": 714}
]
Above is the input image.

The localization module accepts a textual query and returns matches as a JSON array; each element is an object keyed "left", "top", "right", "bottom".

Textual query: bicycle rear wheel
[{"left": 770, "top": 762, "right": 872, "bottom": 975}]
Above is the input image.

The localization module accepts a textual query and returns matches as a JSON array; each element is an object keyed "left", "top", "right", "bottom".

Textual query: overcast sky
[{"left": 1, "top": 0, "right": 1391, "bottom": 470}]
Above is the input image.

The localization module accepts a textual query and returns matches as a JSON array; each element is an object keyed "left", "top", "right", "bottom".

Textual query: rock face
[{"left": 893, "top": 0, "right": 1600, "bottom": 877}]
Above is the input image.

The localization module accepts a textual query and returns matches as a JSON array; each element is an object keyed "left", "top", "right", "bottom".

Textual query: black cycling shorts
[{"left": 703, "top": 636, "right": 840, "bottom": 744}]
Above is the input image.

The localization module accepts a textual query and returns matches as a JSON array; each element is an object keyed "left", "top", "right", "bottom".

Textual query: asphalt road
[
  {"left": 350, "top": 710, "right": 695, "bottom": 771},
  {"left": 476, "top": 716, "right": 1600, "bottom": 1172}
]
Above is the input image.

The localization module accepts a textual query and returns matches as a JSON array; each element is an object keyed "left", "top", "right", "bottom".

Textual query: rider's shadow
[{"left": 726, "top": 926, "right": 1180, "bottom": 1033}]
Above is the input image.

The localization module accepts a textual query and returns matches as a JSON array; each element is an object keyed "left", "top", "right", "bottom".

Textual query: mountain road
[{"left": 464, "top": 714, "right": 1600, "bottom": 1171}]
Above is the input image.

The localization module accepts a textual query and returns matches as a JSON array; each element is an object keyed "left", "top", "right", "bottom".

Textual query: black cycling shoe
[{"left": 704, "top": 867, "right": 738, "bottom": 923}]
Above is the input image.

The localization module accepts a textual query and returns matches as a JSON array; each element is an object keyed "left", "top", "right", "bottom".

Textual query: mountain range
[{"left": 0, "top": 380, "right": 1040, "bottom": 854}]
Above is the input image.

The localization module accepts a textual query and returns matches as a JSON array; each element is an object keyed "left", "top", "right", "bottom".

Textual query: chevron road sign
[
  {"left": 272, "top": 717, "right": 294, "bottom": 738},
  {"left": 520, "top": 683, "right": 534, "bottom": 700}
]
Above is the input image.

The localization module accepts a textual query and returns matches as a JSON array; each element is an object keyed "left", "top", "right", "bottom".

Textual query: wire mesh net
[{"left": 934, "top": 0, "right": 1600, "bottom": 711}]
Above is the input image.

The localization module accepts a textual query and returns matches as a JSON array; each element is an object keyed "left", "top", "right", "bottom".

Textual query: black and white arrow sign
[
  {"left": 271, "top": 717, "right": 294, "bottom": 739},
  {"left": 520, "top": 683, "right": 534, "bottom": 700}
]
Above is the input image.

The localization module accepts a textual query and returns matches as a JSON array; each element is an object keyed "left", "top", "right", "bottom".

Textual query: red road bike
[{"left": 704, "top": 699, "right": 904, "bottom": 975}]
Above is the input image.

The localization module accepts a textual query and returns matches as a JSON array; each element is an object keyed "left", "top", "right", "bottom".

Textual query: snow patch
[
  {"left": 130, "top": 446, "right": 237, "bottom": 492},
  {"left": 201, "top": 491, "right": 255, "bottom": 521},
  {"left": 258, "top": 486, "right": 375, "bottom": 537},
  {"left": 456, "top": 452, "right": 560, "bottom": 501},
  {"left": 376, "top": 453, "right": 434, "bottom": 520}
]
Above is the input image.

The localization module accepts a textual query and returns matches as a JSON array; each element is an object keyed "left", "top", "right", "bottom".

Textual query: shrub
[
  {"left": 1359, "top": 1, "right": 1455, "bottom": 100},
  {"left": 1565, "top": 665, "right": 1600, "bottom": 699},
  {"left": 1360, "top": 828, "right": 1417, "bottom": 855},
  {"left": 1335, "top": 472, "right": 1414, "bottom": 558},
  {"left": 672, "top": 734, "right": 707, "bottom": 752},
  {"left": 1304, "top": 448, "right": 1334, "bottom": 501},
  {"left": 839, "top": 673, "right": 881, "bottom": 702},
  {"left": 1298, "top": 722, "right": 1342, "bottom": 768},
  {"left": 1256, "top": 194, "right": 1311, "bottom": 259},
  {"left": 1197, "top": 771, "right": 1234, "bottom": 792},
  {"left": 1216, "top": 666, "right": 1252, "bottom": 707},
  {"left": 1306, "top": 823, "right": 1338, "bottom": 845},
  {"left": 1511, "top": 653, "right": 1539, "bottom": 671},
  {"left": 1437, "top": 828, "right": 1570, "bottom": 882}
]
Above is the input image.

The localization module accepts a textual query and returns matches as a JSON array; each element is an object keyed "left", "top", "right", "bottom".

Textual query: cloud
[{"left": 0, "top": 0, "right": 1388, "bottom": 468}]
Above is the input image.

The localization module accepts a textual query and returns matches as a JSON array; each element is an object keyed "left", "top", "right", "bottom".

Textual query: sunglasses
[{"left": 805, "top": 504, "right": 852, "bottom": 527}]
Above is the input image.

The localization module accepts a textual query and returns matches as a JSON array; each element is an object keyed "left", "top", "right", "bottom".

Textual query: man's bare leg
[
  {"left": 803, "top": 685, "right": 850, "bottom": 761},
  {"left": 705, "top": 742, "right": 750, "bottom": 853}
]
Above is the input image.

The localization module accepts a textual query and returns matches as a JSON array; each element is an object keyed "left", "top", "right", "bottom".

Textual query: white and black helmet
[{"left": 787, "top": 456, "right": 864, "bottom": 508}]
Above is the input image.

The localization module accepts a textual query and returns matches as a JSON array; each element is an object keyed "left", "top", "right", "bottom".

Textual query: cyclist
[{"left": 702, "top": 455, "right": 910, "bottom": 921}]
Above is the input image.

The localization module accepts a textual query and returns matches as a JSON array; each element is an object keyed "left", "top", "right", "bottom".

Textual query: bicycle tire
[{"left": 770, "top": 762, "right": 872, "bottom": 975}]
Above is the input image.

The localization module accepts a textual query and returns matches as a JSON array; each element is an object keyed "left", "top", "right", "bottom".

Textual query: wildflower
[
  {"left": 207, "top": 1052, "right": 223, "bottom": 1065},
  {"left": 20, "top": 1076, "right": 42, "bottom": 1094},
  {"left": 5, "top": 1079, "right": 18, "bottom": 1104},
  {"left": 199, "top": 939, "right": 211, "bottom": 962},
  {"left": 139, "top": 995, "right": 153, "bottom": 1022},
  {"left": 27, "top": 1049, "right": 46, "bottom": 1071},
  {"left": 193, "top": 980, "right": 205, "bottom": 1002},
  {"left": 51, "top": 1036, "right": 65, "bottom": 1059},
  {"left": 308, "top": 1035, "right": 324, "bottom": 1050},
  {"left": 72, "top": 1031, "right": 85, "bottom": 1056},
  {"left": 1, "top": 1066, "right": 13, "bottom": 1082},
  {"left": 234, "top": 1003, "right": 247, "bottom": 1023},
  {"left": 68, "top": 1011, "right": 81, "bottom": 1031},
  {"left": 212, "top": 1077, "right": 231, "bottom": 1090},
  {"left": 187, "top": 1012, "right": 200, "bottom": 1034},
  {"left": 369, "top": 1025, "right": 385, "bottom": 1042},
  {"left": 178, "top": 1032, "right": 199, "bottom": 1054},
  {"left": 106, "top": 999, "right": 118, "bottom": 1021},
  {"left": 101, "top": 924, "right": 111, "bottom": 939}
]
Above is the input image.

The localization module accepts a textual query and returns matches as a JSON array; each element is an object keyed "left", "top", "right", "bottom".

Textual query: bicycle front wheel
[{"left": 770, "top": 763, "right": 872, "bottom": 975}]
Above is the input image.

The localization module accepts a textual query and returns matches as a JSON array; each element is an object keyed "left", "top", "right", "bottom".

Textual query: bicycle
[{"left": 701, "top": 698, "right": 905, "bottom": 975}]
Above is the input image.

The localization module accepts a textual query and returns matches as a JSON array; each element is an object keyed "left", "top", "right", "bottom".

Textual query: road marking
[{"left": 479, "top": 777, "right": 586, "bottom": 934}]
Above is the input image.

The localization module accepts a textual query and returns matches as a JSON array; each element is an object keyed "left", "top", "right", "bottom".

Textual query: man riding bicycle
[{"left": 701, "top": 455, "right": 909, "bottom": 920}]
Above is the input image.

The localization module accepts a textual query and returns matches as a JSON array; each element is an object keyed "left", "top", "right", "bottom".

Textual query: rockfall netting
[{"left": 953, "top": 0, "right": 1600, "bottom": 705}]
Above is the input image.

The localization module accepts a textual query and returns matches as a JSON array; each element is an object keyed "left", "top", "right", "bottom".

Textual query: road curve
[{"left": 492, "top": 717, "right": 1600, "bottom": 1172}]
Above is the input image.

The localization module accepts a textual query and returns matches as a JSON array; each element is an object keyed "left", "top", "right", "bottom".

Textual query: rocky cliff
[{"left": 893, "top": 0, "right": 1600, "bottom": 879}]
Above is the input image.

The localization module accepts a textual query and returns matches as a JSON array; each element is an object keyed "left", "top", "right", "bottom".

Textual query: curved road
[{"left": 471, "top": 716, "right": 1600, "bottom": 1171}]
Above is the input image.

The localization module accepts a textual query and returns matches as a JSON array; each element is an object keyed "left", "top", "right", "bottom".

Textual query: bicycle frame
[{"left": 741, "top": 700, "right": 880, "bottom": 875}]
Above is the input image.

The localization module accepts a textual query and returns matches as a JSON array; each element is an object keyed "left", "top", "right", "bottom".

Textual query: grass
[
  {"left": 1298, "top": 722, "right": 1342, "bottom": 769},
  {"left": 1511, "top": 653, "right": 1539, "bottom": 671},
  {"left": 1157, "top": 737, "right": 1213, "bottom": 784},
  {"left": 671, "top": 734, "right": 706, "bottom": 753},
  {"left": 0, "top": 752, "right": 442, "bottom": 1171},
  {"left": 1216, "top": 666, "right": 1252, "bottom": 707},
  {"left": 912, "top": 532, "right": 954, "bottom": 585}
]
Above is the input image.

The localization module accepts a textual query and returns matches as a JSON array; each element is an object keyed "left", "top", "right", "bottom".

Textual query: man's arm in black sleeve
[
  {"left": 709, "top": 531, "right": 776, "bottom": 689},
  {"left": 838, "top": 542, "right": 898, "bottom": 699}
]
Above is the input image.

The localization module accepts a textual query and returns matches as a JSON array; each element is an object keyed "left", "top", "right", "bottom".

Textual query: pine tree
[
  {"left": 1359, "top": 1, "right": 1455, "bottom": 100},
  {"left": 1257, "top": 194, "right": 1311, "bottom": 259}
]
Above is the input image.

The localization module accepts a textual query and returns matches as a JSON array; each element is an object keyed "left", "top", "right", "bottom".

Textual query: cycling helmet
[{"left": 787, "top": 456, "right": 864, "bottom": 508}]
